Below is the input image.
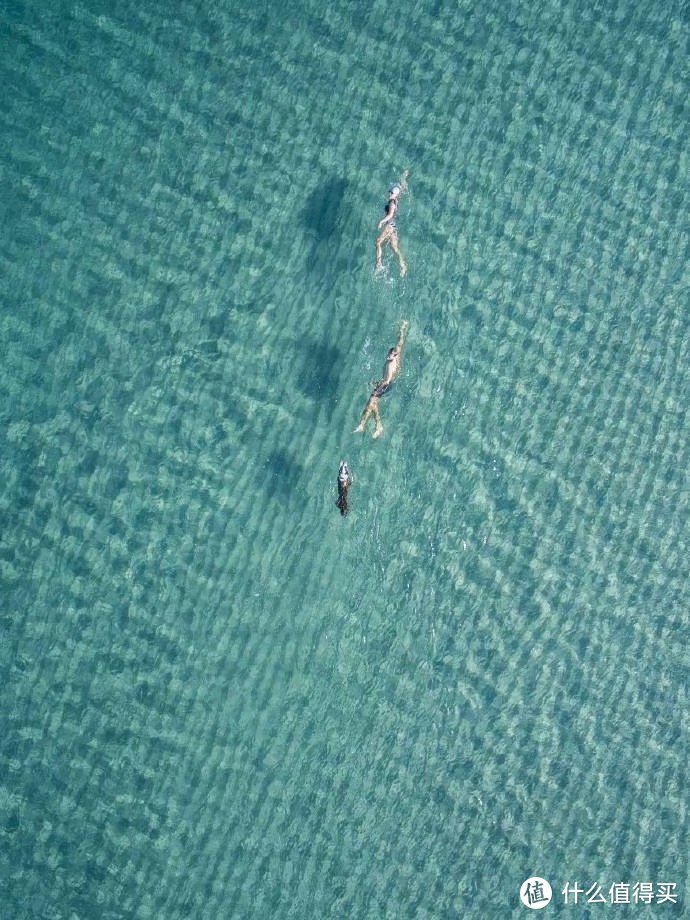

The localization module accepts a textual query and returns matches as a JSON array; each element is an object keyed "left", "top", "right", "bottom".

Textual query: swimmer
[
  {"left": 354, "top": 321, "right": 409, "bottom": 439},
  {"left": 336, "top": 461, "right": 352, "bottom": 516},
  {"left": 375, "top": 169, "right": 409, "bottom": 277}
]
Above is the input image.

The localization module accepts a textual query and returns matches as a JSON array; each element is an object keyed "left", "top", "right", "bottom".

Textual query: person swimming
[
  {"left": 336, "top": 461, "right": 352, "bottom": 515},
  {"left": 354, "top": 321, "right": 409, "bottom": 439},
  {"left": 375, "top": 169, "right": 409, "bottom": 277}
]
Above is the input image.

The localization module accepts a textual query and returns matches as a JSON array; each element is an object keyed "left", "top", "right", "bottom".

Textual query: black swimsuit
[{"left": 383, "top": 197, "right": 398, "bottom": 231}]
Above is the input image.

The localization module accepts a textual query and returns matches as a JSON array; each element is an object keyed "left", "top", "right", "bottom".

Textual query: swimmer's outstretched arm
[
  {"left": 396, "top": 319, "right": 409, "bottom": 353},
  {"left": 399, "top": 168, "right": 410, "bottom": 193}
]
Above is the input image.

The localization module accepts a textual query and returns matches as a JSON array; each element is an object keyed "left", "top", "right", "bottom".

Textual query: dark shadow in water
[
  {"left": 294, "top": 337, "right": 343, "bottom": 419},
  {"left": 259, "top": 448, "right": 306, "bottom": 505},
  {"left": 206, "top": 301, "right": 261, "bottom": 339},
  {"left": 301, "top": 178, "right": 349, "bottom": 278},
  {"left": 302, "top": 178, "right": 348, "bottom": 239}
]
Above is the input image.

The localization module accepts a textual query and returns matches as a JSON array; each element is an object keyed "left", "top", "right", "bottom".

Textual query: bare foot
[
  {"left": 399, "top": 261, "right": 407, "bottom": 277},
  {"left": 354, "top": 424, "right": 364, "bottom": 433},
  {"left": 373, "top": 424, "right": 383, "bottom": 439}
]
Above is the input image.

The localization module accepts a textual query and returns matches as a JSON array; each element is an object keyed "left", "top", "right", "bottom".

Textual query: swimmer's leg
[
  {"left": 390, "top": 232, "right": 407, "bottom": 277},
  {"left": 375, "top": 226, "right": 392, "bottom": 273},
  {"left": 354, "top": 399, "right": 373, "bottom": 433},
  {"left": 375, "top": 235, "right": 385, "bottom": 272},
  {"left": 372, "top": 401, "right": 383, "bottom": 439}
]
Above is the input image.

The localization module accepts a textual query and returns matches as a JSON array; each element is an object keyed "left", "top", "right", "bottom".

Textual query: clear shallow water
[{"left": 1, "top": 0, "right": 688, "bottom": 916}]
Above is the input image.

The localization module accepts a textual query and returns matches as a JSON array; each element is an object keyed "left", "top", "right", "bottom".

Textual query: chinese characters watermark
[
  {"left": 520, "top": 877, "right": 553, "bottom": 910},
  {"left": 561, "top": 882, "right": 678, "bottom": 906},
  {"left": 520, "top": 878, "right": 678, "bottom": 909}
]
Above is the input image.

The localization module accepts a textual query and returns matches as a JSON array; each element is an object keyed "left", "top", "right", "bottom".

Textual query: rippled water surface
[{"left": 1, "top": 0, "right": 688, "bottom": 916}]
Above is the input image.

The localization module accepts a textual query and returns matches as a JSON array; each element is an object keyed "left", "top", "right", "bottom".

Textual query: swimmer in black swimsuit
[
  {"left": 336, "top": 461, "right": 352, "bottom": 516},
  {"left": 375, "top": 169, "right": 409, "bottom": 276},
  {"left": 354, "top": 321, "right": 409, "bottom": 438}
]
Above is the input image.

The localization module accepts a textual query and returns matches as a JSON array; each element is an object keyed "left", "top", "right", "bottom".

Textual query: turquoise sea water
[{"left": 1, "top": 0, "right": 688, "bottom": 916}]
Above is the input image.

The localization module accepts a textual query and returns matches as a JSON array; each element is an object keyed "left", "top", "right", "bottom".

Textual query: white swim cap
[{"left": 390, "top": 184, "right": 401, "bottom": 197}]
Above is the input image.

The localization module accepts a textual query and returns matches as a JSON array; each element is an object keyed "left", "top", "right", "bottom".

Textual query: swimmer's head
[{"left": 389, "top": 184, "right": 401, "bottom": 199}]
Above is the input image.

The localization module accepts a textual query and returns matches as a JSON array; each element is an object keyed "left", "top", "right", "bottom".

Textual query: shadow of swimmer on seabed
[{"left": 336, "top": 461, "right": 352, "bottom": 516}]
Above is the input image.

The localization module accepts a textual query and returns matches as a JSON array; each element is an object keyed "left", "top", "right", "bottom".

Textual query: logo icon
[{"left": 520, "top": 877, "right": 552, "bottom": 909}]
